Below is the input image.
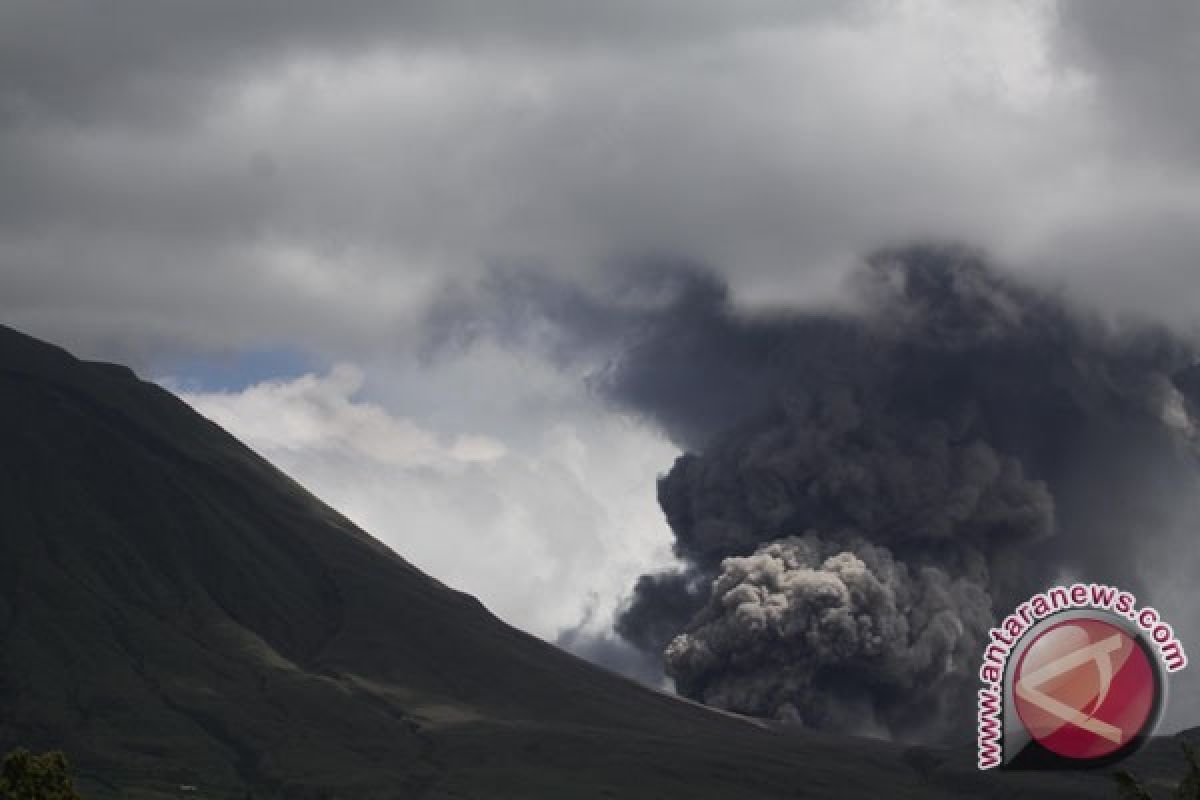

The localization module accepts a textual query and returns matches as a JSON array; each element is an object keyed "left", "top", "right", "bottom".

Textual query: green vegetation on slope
[{"left": 1, "top": 748, "right": 82, "bottom": 800}]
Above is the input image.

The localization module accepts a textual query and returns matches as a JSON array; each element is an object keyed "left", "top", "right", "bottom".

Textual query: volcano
[{"left": 0, "top": 323, "right": 1189, "bottom": 798}]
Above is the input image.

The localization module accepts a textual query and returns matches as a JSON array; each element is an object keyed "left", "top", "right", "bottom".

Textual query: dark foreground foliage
[
  {"left": 0, "top": 748, "right": 82, "bottom": 800},
  {"left": 1115, "top": 742, "right": 1200, "bottom": 800}
]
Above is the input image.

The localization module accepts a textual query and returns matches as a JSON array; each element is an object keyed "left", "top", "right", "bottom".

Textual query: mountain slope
[{"left": 0, "top": 323, "right": 1183, "bottom": 799}]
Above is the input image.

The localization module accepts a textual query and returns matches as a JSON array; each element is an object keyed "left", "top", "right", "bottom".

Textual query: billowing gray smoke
[
  {"left": 664, "top": 534, "right": 993, "bottom": 739},
  {"left": 602, "top": 245, "right": 1200, "bottom": 741},
  {"left": 427, "top": 243, "right": 1200, "bottom": 740}
]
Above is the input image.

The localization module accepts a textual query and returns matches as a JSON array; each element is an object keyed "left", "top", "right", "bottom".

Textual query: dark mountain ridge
[{"left": 0, "top": 323, "right": 1191, "bottom": 798}]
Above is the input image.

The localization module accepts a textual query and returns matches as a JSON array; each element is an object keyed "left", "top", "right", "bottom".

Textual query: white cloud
[
  {"left": 179, "top": 363, "right": 505, "bottom": 469},
  {"left": 175, "top": 364, "right": 680, "bottom": 641}
]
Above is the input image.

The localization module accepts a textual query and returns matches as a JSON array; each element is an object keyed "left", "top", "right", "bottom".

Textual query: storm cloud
[{"left": 6, "top": 1, "right": 1200, "bottom": 367}]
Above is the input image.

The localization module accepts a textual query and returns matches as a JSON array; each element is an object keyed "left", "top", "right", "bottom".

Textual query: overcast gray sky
[{"left": 4, "top": 0, "right": 1200, "bottom": 702}]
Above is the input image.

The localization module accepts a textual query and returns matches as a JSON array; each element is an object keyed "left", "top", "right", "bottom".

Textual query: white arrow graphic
[{"left": 1015, "top": 633, "right": 1125, "bottom": 744}]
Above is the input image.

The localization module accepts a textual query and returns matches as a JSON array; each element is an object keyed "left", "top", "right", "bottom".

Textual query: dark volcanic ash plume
[
  {"left": 426, "top": 243, "right": 1200, "bottom": 740},
  {"left": 601, "top": 245, "right": 1200, "bottom": 741}
]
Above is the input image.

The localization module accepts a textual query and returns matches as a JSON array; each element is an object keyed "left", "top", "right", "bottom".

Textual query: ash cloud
[
  {"left": 665, "top": 534, "right": 992, "bottom": 740},
  {"left": 425, "top": 243, "right": 1200, "bottom": 739},
  {"left": 598, "top": 244, "right": 1199, "bottom": 740}
]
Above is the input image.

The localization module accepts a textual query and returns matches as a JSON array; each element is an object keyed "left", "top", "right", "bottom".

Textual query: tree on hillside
[
  {"left": 1114, "top": 768, "right": 1154, "bottom": 800},
  {"left": 0, "top": 748, "right": 83, "bottom": 800},
  {"left": 1179, "top": 741, "right": 1200, "bottom": 799},
  {"left": 1114, "top": 741, "right": 1200, "bottom": 800}
]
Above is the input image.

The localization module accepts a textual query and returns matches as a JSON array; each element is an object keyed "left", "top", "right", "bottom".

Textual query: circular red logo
[{"left": 1013, "top": 617, "right": 1158, "bottom": 761}]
